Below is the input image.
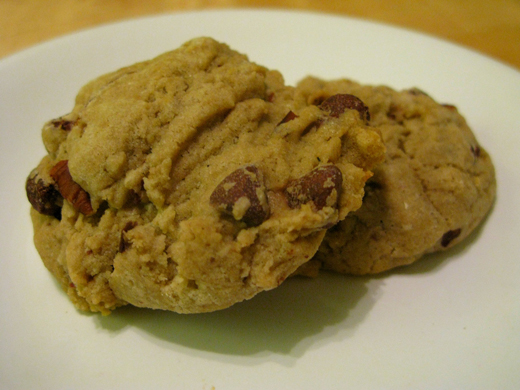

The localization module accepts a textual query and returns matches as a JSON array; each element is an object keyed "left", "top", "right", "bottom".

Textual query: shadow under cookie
[{"left": 95, "top": 272, "right": 375, "bottom": 357}]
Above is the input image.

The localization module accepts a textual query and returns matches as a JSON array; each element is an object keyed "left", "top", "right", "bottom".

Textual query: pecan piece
[
  {"left": 210, "top": 165, "right": 270, "bottom": 226},
  {"left": 26, "top": 169, "right": 62, "bottom": 219},
  {"left": 50, "top": 160, "right": 94, "bottom": 216},
  {"left": 285, "top": 165, "right": 343, "bottom": 210},
  {"left": 319, "top": 94, "right": 370, "bottom": 123},
  {"left": 277, "top": 110, "right": 298, "bottom": 125}
]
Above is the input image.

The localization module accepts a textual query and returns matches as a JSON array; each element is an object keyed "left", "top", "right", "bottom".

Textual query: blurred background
[{"left": 1, "top": 0, "right": 519, "bottom": 69}]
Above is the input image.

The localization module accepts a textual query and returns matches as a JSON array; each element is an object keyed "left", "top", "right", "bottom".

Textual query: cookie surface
[
  {"left": 296, "top": 77, "right": 496, "bottom": 274},
  {"left": 26, "top": 38, "right": 385, "bottom": 313}
]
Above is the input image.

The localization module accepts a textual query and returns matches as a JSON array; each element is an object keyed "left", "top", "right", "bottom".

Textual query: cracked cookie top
[
  {"left": 26, "top": 38, "right": 385, "bottom": 313},
  {"left": 296, "top": 77, "right": 496, "bottom": 274}
]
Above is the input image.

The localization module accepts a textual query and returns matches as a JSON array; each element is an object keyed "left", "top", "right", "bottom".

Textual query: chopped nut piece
[
  {"left": 50, "top": 160, "right": 94, "bottom": 216},
  {"left": 210, "top": 165, "right": 270, "bottom": 226},
  {"left": 277, "top": 110, "right": 298, "bottom": 125},
  {"left": 285, "top": 165, "right": 343, "bottom": 210},
  {"left": 319, "top": 94, "right": 370, "bottom": 123}
]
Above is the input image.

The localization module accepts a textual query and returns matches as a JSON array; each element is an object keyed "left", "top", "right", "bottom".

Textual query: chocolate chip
[
  {"left": 51, "top": 118, "right": 75, "bottom": 131},
  {"left": 285, "top": 165, "right": 343, "bottom": 210},
  {"left": 210, "top": 165, "right": 270, "bottom": 226},
  {"left": 319, "top": 94, "right": 370, "bottom": 123},
  {"left": 441, "top": 228, "right": 461, "bottom": 247},
  {"left": 25, "top": 169, "right": 62, "bottom": 219}
]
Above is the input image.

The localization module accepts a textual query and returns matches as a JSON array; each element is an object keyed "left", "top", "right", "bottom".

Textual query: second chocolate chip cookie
[{"left": 297, "top": 77, "right": 496, "bottom": 274}]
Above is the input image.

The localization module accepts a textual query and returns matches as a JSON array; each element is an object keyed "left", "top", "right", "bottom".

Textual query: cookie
[
  {"left": 26, "top": 38, "right": 385, "bottom": 313},
  {"left": 295, "top": 77, "right": 496, "bottom": 274}
]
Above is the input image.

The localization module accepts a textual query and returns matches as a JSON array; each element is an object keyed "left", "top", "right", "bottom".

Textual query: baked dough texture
[
  {"left": 296, "top": 77, "right": 496, "bottom": 274},
  {"left": 26, "top": 38, "right": 385, "bottom": 313}
]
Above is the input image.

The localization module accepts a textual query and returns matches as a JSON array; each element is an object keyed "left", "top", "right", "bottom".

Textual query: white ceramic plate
[{"left": 1, "top": 9, "right": 519, "bottom": 390}]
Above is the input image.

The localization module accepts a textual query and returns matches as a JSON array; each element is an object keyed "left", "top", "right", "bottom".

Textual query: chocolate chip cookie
[
  {"left": 296, "top": 77, "right": 496, "bottom": 274},
  {"left": 26, "top": 38, "right": 385, "bottom": 313}
]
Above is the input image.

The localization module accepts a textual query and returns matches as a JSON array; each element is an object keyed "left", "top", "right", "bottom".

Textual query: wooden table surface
[{"left": 1, "top": 0, "right": 519, "bottom": 70}]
